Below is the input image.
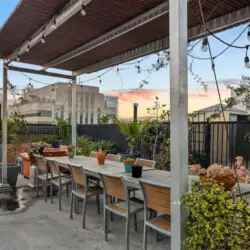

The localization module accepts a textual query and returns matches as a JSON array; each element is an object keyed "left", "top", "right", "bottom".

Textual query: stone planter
[{"left": 0, "top": 164, "right": 21, "bottom": 187}]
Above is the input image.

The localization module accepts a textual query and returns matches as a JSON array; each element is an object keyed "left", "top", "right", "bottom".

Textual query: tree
[{"left": 99, "top": 115, "right": 110, "bottom": 124}]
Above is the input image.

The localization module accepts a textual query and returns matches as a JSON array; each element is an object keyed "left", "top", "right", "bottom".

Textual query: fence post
[{"left": 204, "top": 120, "right": 211, "bottom": 168}]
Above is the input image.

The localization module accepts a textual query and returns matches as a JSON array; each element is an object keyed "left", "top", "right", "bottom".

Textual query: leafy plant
[
  {"left": 76, "top": 136, "right": 116, "bottom": 156},
  {"left": 76, "top": 136, "right": 93, "bottom": 156},
  {"left": 116, "top": 120, "right": 147, "bottom": 154},
  {"left": 92, "top": 140, "right": 115, "bottom": 154},
  {"left": 56, "top": 118, "right": 71, "bottom": 145},
  {"left": 67, "top": 144, "right": 75, "bottom": 151},
  {"left": 99, "top": 115, "right": 110, "bottom": 124},
  {"left": 182, "top": 180, "right": 250, "bottom": 250}
]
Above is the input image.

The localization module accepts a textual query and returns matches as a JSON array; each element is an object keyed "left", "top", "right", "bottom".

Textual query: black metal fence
[{"left": 9, "top": 121, "right": 250, "bottom": 168}]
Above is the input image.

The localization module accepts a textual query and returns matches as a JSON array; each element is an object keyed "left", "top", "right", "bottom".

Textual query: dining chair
[
  {"left": 106, "top": 154, "right": 121, "bottom": 162},
  {"left": 100, "top": 173, "right": 144, "bottom": 250},
  {"left": 48, "top": 159, "right": 71, "bottom": 210},
  {"left": 89, "top": 151, "right": 97, "bottom": 158},
  {"left": 135, "top": 158, "right": 156, "bottom": 168},
  {"left": 139, "top": 179, "right": 171, "bottom": 250},
  {"left": 33, "top": 154, "right": 53, "bottom": 202},
  {"left": 69, "top": 164, "right": 103, "bottom": 229}
]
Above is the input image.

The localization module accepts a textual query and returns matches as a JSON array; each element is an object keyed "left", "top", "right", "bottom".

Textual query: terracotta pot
[
  {"left": 215, "top": 177, "right": 237, "bottom": 190},
  {"left": 96, "top": 150, "right": 106, "bottom": 165}
]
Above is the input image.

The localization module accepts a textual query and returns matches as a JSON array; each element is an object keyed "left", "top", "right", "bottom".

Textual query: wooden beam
[{"left": 7, "top": 66, "right": 73, "bottom": 80}]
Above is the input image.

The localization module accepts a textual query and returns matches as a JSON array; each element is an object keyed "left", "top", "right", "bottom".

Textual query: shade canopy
[{"left": 0, "top": 0, "right": 250, "bottom": 75}]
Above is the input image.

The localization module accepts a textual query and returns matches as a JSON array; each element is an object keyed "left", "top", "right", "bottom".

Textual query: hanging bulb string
[
  {"left": 206, "top": 26, "right": 250, "bottom": 49},
  {"left": 188, "top": 24, "right": 249, "bottom": 61},
  {"left": 198, "top": 0, "right": 242, "bottom": 198}
]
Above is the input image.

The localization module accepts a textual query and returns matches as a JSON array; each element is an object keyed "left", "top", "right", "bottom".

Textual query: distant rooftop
[{"left": 195, "top": 103, "right": 248, "bottom": 114}]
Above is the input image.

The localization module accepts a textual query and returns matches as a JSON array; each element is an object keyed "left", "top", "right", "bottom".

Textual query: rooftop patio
[
  {"left": 1, "top": 0, "right": 250, "bottom": 249},
  {"left": 0, "top": 175, "right": 170, "bottom": 250}
]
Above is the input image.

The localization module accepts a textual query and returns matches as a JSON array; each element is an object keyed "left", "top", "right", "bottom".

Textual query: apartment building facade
[{"left": 8, "top": 82, "right": 116, "bottom": 124}]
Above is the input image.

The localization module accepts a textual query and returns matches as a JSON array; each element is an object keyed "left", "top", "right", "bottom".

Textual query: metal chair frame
[
  {"left": 100, "top": 173, "right": 144, "bottom": 250},
  {"left": 139, "top": 179, "right": 171, "bottom": 250}
]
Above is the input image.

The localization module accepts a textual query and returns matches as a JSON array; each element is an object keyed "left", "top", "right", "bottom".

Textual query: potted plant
[
  {"left": 182, "top": 180, "right": 250, "bottom": 250},
  {"left": 96, "top": 149, "right": 106, "bottom": 166},
  {"left": 205, "top": 164, "right": 237, "bottom": 190},
  {"left": 123, "top": 158, "right": 135, "bottom": 172},
  {"left": 67, "top": 145, "right": 75, "bottom": 158},
  {"left": 30, "top": 141, "right": 51, "bottom": 155},
  {"left": 115, "top": 120, "right": 147, "bottom": 160}
]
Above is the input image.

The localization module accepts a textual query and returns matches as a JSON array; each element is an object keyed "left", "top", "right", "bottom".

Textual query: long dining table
[{"left": 46, "top": 156, "right": 250, "bottom": 197}]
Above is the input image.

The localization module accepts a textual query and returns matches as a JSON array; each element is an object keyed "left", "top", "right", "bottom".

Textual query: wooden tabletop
[{"left": 46, "top": 156, "right": 250, "bottom": 197}]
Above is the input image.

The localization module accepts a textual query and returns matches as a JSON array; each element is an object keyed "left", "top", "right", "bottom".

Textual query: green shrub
[
  {"left": 92, "top": 140, "right": 116, "bottom": 154},
  {"left": 182, "top": 180, "right": 250, "bottom": 250},
  {"left": 76, "top": 136, "right": 117, "bottom": 156},
  {"left": 76, "top": 136, "right": 93, "bottom": 156},
  {"left": 56, "top": 118, "right": 71, "bottom": 145}
]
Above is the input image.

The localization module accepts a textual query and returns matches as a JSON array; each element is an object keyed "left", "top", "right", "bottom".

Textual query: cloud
[{"left": 106, "top": 89, "right": 168, "bottom": 102}]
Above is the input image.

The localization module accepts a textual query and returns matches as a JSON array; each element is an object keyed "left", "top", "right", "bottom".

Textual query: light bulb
[
  {"left": 51, "top": 19, "right": 57, "bottom": 29},
  {"left": 25, "top": 45, "right": 30, "bottom": 53},
  {"left": 245, "top": 56, "right": 249, "bottom": 68},
  {"left": 248, "top": 26, "right": 250, "bottom": 41},
  {"left": 201, "top": 37, "right": 208, "bottom": 52},
  {"left": 81, "top": 6, "right": 86, "bottom": 16},
  {"left": 41, "top": 36, "right": 46, "bottom": 44}
]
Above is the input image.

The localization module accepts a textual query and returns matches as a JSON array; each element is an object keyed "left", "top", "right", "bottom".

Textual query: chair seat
[
  {"left": 148, "top": 214, "right": 171, "bottom": 232},
  {"left": 108, "top": 200, "right": 144, "bottom": 215},
  {"left": 73, "top": 185, "right": 103, "bottom": 198},
  {"left": 51, "top": 175, "right": 72, "bottom": 186},
  {"left": 38, "top": 173, "right": 68, "bottom": 180}
]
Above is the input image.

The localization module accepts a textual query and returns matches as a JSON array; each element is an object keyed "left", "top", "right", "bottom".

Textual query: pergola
[{"left": 0, "top": 0, "right": 250, "bottom": 248}]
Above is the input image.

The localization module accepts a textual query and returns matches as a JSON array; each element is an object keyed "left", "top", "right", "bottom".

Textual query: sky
[{"left": 0, "top": 0, "right": 249, "bottom": 118}]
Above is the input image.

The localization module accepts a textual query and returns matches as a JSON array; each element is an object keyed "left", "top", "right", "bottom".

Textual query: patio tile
[{"left": 0, "top": 186, "right": 170, "bottom": 250}]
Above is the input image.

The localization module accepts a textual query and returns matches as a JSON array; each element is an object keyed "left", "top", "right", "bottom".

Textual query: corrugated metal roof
[
  {"left": 195, "top": 103, "right": 248, "bottom": 114},
  {"left": 0, "top": 0, "right": 249, "bottom": 71}
]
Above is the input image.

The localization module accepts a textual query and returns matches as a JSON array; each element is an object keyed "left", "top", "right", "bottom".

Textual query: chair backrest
[
  {"left": 33, "top": 154, "right": 47, "bottom": 172},
  {"left": 69, "top": 165, "right": 85, "bottom": 186},
  {"left": 106, "top": 154, "right": 121, "bottom": 162},
  {"left": 89, "top": 151, "right": 97, "bottom": 158},
  {"left": 139, "top": 180, "right": 171, "bottom": 216},
  {"left": 135, "top": 158, "right": 155, "bottom": 168},
  {"left": 100, "top": 174, "right": 126, "bottom": 201},
  {"left": 47, "top": 159, "right": 59, "bottom": 176}
]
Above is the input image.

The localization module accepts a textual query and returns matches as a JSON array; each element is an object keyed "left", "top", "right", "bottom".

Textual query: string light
[
  {"left": 16, "top": 54, "right": 21, "bottom": 62},
  {"left": 116, "top": 66, "right": 119, "bottom": 73},
  {"left": 25, "top": 45, "right": 30, "bottom": 53},
  {"left": 245, "top": 46, "right": 250, "bottom": 68},
  {"left": 201, "top": 37, "right": 208, "bottom": 52},
  {"left": 51, "top": 18, "right": 57, "bottom": 29},
  {"left": 41, "top": 35, "right": 46, "bottom": 44},
  {"left": 81, "top": 2, "right": 86, "bottom": 16},
  {"left": 99, "top": 76, "right": 102, "bottom": 85}
]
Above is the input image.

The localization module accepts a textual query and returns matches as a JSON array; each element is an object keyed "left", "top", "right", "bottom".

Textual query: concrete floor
[{"left": 0, "top": 176, "right": 170, "bottom": 250}]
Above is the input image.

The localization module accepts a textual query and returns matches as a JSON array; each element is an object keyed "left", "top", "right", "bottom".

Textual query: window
[
  {"left": 91, "top": 93, "right": 94, "bottom": 108},
  {"left": 91, "top": 113, "right": 94, "bottom": 124},
  {"left": 85, "top": 93, "right": 89, "bottom": 109},
  {"left": 80, "top": 114, "right": 83, "bottom": 125},
  {"left": 60, "top": 110, "right": 64, "bottom": 119},
  {"left": 68, "top": 112, "right": 71, "bottom": 123},
  {"left": 85, "top": 113, "right": 88, "bottom": 124}
]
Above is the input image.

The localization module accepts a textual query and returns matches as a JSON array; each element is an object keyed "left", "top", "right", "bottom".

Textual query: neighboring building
[
  {"left": 8, "top": 82, "right": 105, "bottom": 124},
  {"left": 103, "top": 96, "right": 118, "bottom": 120},
  {"left": 193, "top": 103, "right": 248, "bottom": 122}
]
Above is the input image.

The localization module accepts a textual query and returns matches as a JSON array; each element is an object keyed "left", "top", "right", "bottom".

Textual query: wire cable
[{"left": 198, "top": 0, "right": 242, "bottom": 197}]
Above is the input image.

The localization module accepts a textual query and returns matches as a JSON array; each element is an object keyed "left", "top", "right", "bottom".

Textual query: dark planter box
[{"left": 0, "top": 164, "right": 21, "bottom": 187}]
